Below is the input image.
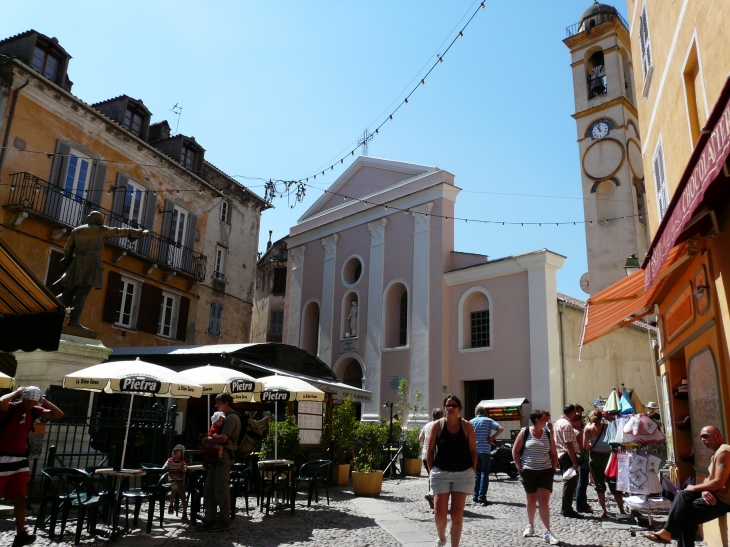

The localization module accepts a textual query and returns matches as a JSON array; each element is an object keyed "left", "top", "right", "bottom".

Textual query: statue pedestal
[
  {"left": 62, "top": 325, "right": 98, "bottom": 339},
  {"left": 13, "top": 333, "right": 112, "bottom": 392}
]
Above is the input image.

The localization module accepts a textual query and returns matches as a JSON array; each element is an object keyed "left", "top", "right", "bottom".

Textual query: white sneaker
[
  {"left": 434, "top": 539, "right": 447, "bottom": 547},
  {"left": 523, "top": 524, "right": 534, "bottom": 537},
  {"left": 543, "top": 531, "right": 560, "bottom": 545}
]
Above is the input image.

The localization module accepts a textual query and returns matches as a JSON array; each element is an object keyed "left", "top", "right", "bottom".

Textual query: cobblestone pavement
[{"left": 0, "top": 472, "right": 707, "bottom": 546}]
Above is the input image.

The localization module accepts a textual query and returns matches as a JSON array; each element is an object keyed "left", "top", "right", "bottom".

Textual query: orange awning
[{"left": 579, "top": 242, "right": 690, "bottom": 352}]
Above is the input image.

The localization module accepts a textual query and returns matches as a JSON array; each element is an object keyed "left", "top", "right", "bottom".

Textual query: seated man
[{"left": 645, "top": 425, "right": 730, "bottom": 546}]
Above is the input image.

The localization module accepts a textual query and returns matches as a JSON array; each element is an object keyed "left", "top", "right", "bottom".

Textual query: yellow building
[
  {"left": 0, "top": 30, "right": 267, "bottom": 391},
  {"left": 580, "top": 2, "right": 730, "bottom": 544}
]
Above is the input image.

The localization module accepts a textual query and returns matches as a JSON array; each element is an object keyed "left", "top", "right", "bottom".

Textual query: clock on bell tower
[{"left": 564, "top": 2, "right": 650, "bottom": 296}]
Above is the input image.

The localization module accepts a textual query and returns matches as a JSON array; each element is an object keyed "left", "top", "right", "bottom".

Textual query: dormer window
[
  {"left": 123, "top": 109, "right": 143, "bottom": 136},
  {"left": 31, "top": 46, "right": 59, "bottom": 80},
  {"left": 181, "top": 146, "right": 196, "bottom": 170}
]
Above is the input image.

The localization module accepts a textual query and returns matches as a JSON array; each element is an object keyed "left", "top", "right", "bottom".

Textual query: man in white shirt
[
  {"left": 419, "top": 408, "right": 444, "bottom": 509},
  {"left": 553, "top": 404, "right": 582, "bottom": 519}
]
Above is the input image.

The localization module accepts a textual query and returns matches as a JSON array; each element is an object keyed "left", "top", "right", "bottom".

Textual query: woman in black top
[{"left": 426, "top": 395, "right": 477, "bottom": 547}]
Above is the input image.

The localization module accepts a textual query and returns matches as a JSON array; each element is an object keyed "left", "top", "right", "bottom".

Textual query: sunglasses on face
[
  {"left": 701, "top": 434, "right": 713, "bottom": 440},
  {"left": 445, "top": 404, "right": 458, "bottom": 409}
]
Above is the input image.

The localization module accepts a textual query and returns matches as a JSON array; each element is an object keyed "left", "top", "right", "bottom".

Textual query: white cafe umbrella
[
  {"left": 0, "top": 372, "right": 13, "bottom": 390},
  {"left": 255, "top": 375, "right": 324, "bottom": 460},
  {"left": 182, "top": 364, "right": 261, "bottom": 417},
  {"left": 63, "top": 358, "right": 202, "bottom": 470}
]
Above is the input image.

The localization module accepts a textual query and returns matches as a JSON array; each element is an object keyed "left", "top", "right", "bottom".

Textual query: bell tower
[{"left": 564, "top": 2, "right": 649, "bottom": 296}]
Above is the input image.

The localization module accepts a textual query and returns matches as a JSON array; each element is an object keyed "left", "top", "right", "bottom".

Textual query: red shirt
[{"left": 0, "top": 402, "right": 44, "bottom": 456}]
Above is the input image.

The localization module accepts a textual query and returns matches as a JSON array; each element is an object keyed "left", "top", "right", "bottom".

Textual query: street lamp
[
  {"left": 383, "top": 401, "right": 394, "bottom": 443},
  {"left": 624, "top": 254, "right": 641, "bottom": 276}
]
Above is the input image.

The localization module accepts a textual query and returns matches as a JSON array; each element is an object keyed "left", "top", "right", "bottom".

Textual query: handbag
[{"left": 604, "top": 451, "right": 618, "bottom": 479}]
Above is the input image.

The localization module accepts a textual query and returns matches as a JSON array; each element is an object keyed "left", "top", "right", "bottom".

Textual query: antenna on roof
[{"left": 170, "top": 103, "right": 182, "bottom": 133}]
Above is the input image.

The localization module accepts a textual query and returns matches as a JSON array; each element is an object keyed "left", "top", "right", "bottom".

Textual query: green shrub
[
  {"left": 260, "top": 412, "right": 300, "bottom": 462},
  {"left": 403, "top": 428, "right": 421, "bottom": 459},
  {"left": 354, "top": 421, "right": 388, "bottom": 472},
  {"left": 331, "top": 398, "right": 358, "bottom": 464}
]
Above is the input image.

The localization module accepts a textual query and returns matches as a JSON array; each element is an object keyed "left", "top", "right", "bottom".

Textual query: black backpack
[
  {"left": 518, "top": 426, "right": 550, "bottom": 458},
  {"left": 226, "top": 411, "right": 270, "bottom": 460}
]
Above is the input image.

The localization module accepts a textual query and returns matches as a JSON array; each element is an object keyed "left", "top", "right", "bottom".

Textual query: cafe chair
[
  {"left": 187, "top": 468, "right": 207, "bottom": 525},
  {"left": 120, "top": 470, "right": 170, "bottom": 533},
  {"left": 34, "top": 467, "right": 77, "bottom": 539},
  {"left": 295, "top": 460, "right": 332, "bottom": 507},
  {"left": 230, "top": 463, "right": 251, "bottom": 517},
  {"left": 55, "top": 468, "right": 115, "bottom": 545}
]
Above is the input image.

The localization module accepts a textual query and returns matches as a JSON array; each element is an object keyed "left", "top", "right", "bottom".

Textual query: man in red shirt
[{"left": 0, "top": 386, "right": 64, "bottom": 547}]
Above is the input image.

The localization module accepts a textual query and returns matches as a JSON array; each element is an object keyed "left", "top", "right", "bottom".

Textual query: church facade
[{"left": 282, "top": 157, "right": 566, "bottom": 426}]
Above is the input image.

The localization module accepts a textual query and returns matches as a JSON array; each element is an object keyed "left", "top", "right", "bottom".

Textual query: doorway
[{"left": 464, "top": 380, "right": 494, "bottom": 420}]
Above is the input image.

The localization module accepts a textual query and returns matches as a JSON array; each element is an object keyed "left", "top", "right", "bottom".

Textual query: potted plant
[
  {"left": 352, "top": 422, "right": 388, "bottom": 496},
  {"left": 403, "top": 427, "right": 423, "bottom": 476},
  {"left": 331, "top": 398, "right": 358, "bottom": 485}
]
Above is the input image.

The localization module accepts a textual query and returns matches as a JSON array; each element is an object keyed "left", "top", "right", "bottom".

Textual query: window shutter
[
  {"left": 87, "top": 161, "right": 107, "bottom": 207},
  {"left": 102, "top": 271, "right": 123, "bottom": 323},
  {"left": 143, "top": 187, "right": 157, "bottom": 230},
  {"left": 186, "top": 213, "right": 198, "bottom": 250},
  {"left": 176, "top": 297, "right": 190, "bottom": 341},
  {"left": 653, "top": 140, "right": 668, "bottom": 220},
  {"left": 44, "top": 249, "right": 66, "bottom": 290},
  {"left": 136, "top": 283, "right": 163, "bottom": 334},
  {"left": 161, "top": 200, "right": 174, "bottom": 239},
  {"left": 216, "top": 303, "right": 223, "bottom": 335},
  {"left": 49, "top": 140, "right": 71, "bottom": 187},
  {"left": 111, "top": 173, "right": 128, "bottom": 218},
  {"left": 208, "top": 303, "right": 216, "bottom": 334},
  {"left": 639, "top": 2, "right": 652, "bottom": 81}
]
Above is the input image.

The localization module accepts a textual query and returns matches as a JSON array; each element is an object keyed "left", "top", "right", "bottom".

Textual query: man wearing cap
[
  {"left": 646, "top": 402, "right": 663, "bottom": 431},
  {"left": 0, "top": 386, "right": 64, "bottom": 547},
  {"left": 56, "top": 210, "right": 148, "bottom": 329}
]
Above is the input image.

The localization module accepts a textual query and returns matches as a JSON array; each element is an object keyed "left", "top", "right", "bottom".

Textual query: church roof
[{"left": 580, "top": 2, "right": 619, "bottom": 23}]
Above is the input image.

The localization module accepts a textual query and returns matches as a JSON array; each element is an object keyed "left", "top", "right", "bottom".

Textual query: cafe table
[
  {"left": 94, "top": 468, "right": 147, "bottom": 537},
  {"left": 257, "top": 460, "right": 295, "bottom": 514},
  {"left": 186, "top": 464, "right": 206, "bottom": 524}
]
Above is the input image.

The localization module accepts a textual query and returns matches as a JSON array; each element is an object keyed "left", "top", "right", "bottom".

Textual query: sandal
[{"left": 643, "top": 532, "right": 670, "bottom": 544}]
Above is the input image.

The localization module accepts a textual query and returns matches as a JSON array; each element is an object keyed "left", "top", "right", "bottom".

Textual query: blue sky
[{"left": 2, "top": 1, "right": 631, "bottom": 299}]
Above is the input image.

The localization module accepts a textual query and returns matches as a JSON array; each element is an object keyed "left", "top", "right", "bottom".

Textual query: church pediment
[{"left": 297, "top": 156, "right": 436, "bottom": 223}]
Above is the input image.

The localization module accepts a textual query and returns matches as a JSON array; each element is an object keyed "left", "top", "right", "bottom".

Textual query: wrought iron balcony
[
  {"left": 566, "top": 11, "right": 628, "bottom": 38},
  {"left": 6, "top": 172, "right": 207, "bottom": 281}
]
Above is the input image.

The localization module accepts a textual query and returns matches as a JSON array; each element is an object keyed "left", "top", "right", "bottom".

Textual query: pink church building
[{"left": 283, "top": 157, "right": 566, "bottom": 426}]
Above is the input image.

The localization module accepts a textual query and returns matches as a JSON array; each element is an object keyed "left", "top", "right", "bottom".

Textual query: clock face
[{"left": 591, "top": 122, "right": 610, "bottom": 139}]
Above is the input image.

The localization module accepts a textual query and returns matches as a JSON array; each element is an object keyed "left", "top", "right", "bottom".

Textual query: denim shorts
[{"left": 430, "top": 467, "right": 473, "bottom": 495}]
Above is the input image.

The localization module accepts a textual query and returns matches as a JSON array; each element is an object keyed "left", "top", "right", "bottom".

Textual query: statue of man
[
  {"left": 348, "top": 300, "right": 358, "bottom": 337},
  {"left": 56, "top": 210, "right": 148, "bottom": 329}
]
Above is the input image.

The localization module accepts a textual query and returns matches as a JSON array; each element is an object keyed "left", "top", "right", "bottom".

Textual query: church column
[
  {"left": 286, "top": 245, "right": 306, "bottom": 346},
  {"left": 410, "top": 202, "right": 433, "bottom": 426},
  {"left": 320, "top": 234, "right": 339, "bottom": 367},
  {"left": 362, "top": 218, "right": 388, "bottom": 422}
]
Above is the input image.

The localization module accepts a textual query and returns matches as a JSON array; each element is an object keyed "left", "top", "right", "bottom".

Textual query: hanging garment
[
  {"left": 624, "top": 415, "right": 642, "bottom": 435},
  {"left": 604, "top": 389, "right": 621, "bottom": 413},
  {"left": 613, "top": 417, "right": 627, "bottom": 445},
  {"left": 628, "top": 454, "right": 648, "bottom": 474},
  {"left": 617, "top": 452, "right": 631, "bottom": 492},
  {"left": 639, "top": 415, "right": 658, "bottom": 435},
  {"left": 647, "top": 455, "right": 662, "bottom": 474},
  {"left": 605, "top": 451, "right": 618, "bottom": 479},
  {"left": 620, "top": 390, "right": 635, "bottom": 415},
  {"left": 605, "top": 420, "right": 618, "bottom": 445},
  {"left": 647, "top": 470, "right": 663, "bottom": 494}
]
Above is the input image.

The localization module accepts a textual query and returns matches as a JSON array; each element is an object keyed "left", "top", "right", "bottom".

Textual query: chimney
[{"left": 266, "top": 230, "right": 273, "bottom": 250}]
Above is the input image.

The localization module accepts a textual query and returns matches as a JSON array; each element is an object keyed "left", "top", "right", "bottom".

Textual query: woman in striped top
[{"left": 512, "top": 409, "right": 559, "bottom": 545}]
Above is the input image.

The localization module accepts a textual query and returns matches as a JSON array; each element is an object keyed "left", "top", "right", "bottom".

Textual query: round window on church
[{"left": 342, "top": 255, "right": 364, "bottom": 287}]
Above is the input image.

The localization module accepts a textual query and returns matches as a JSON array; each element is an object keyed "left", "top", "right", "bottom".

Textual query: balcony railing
[
  {"left": 566, "top": 11, "right": 629, "bottom": 38},
  {"left": 6, "top": 172, "right": 207, "bottom": 281}
]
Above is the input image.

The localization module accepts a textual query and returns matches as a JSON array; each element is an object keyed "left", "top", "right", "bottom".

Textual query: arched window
[
  {"left": 399, "top": 292, "right": 408, "bottom": 347},
  {"left": 301, "top": 300, "right": 320, "bottom": 356},
  {"left": 591, "top": 178, "right": 619, "bottom": 222},
  {"left": 586, "top": 49, "right": 607, "bottom": 99},
  {"left": 383, "top": 281, "right": 408, "bottom": 349},
  {"left": 458, "top": 287, "right": 493, "bottom": 352}
]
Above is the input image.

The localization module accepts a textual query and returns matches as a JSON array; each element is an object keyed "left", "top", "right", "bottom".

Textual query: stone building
[
  {"left": 0, "top": 29, "right": 267, "bottom": 389},
  {"left": 251, "top": 234, "right": 288, "bottom": 343}
]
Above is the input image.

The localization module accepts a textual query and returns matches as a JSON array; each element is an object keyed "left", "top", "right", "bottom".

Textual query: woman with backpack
[
  {"left": 426, "top": 395, "right": 477, "bottom": 547},
  {"left": 512, "top": 409, "right": 559, "bottom": 545}
]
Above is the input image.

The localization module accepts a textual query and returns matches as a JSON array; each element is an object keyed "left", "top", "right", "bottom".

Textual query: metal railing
[
  {"left": 566, "top": 11, "right": 629, "bottom": 37},
  {"left": 7, "top": 172, "right": 207, "bottom": 280}
]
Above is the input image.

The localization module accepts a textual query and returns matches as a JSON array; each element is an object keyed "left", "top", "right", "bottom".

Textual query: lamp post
[
  {"left": 624, "top": 254, "right": 641, "bottom": 276},
  {"left": 383, "top": 401, "right": 394, "bottom": 443}
]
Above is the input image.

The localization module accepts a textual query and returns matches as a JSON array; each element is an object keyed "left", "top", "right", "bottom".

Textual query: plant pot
[
  {"left": 333, "top": 463, "right": 350, "bottom": 486},
  {"left": 405, "top": 458, "right": 423, "bottom": 476},
  {"left": 352, "top": 470, "right": 383, "bottom": 496}
]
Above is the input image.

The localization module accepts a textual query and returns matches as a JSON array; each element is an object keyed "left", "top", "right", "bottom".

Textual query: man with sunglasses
[{"left": 645, "top": 426, "right": 730, "bottom": 545}]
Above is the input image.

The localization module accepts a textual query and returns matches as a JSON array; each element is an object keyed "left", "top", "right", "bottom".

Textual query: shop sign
[
  {"left": 664, "top": 285, "right": 694, "bottom": 342},
  {"left": 645, "top": 98, "right": 730, "bottom": 290},
  {"left": 486, "top": 407, "right": 521, "bottom": 420},
  {"left": 340, "top": 339, "right": 359, "bottom": 353},
  {"left": 694, "top": 266, "right": 710, "bottom": 315}
]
